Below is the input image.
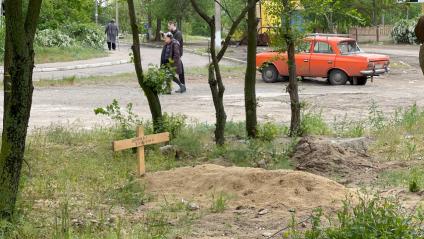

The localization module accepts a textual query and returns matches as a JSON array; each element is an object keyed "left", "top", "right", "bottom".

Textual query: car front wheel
[
  {"left": 261, "top": 65, "right": 279, "bottom": 83},
  {"left": 328, "top": 69, "right": 348, "bottom": 85}
]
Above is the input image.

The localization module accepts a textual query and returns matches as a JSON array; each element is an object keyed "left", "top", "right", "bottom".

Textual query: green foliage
[
  {"left": 409, "top": 179, "right": 420, "bottom": 193},
  {"left": 35, "top": 24, "right": 105, "bottom": 49},
  {"left": 162, "top": 113, "right": 187, "bottom": 139},
  {"left": 64, "top": 23, "right": 106, "bottom": 49},
  {"left": 94, "top": 99, "right": 143, "bottom": 139},
  {"left": 332, "top": 115, "right": 365, "bottom": 138},
  {"left": 94, "top": 100, "right": 187, "bottom": 139},
  {"left": 35, "top": 29, "right": 74, "bottom": 48},
  {"left": 300, "top": 110, "right": 331, "bottom": 136},
  {"left": 106, "top": 179, "right": 150, "bottom": 209},
  {"left": 391, "top": 18, "right": 418, "bottom": 44},
  {"left": 257, "top": 122, "right": 288, "bottom": 141},
  {"left": 285, "top": 195, "right": 424, "bottom": 238},
  {"left": 210, "top": 192, "right": 228, "bottom": 213},
  {"left": 144, "top": 64, "right": 174, "bottom": 95},
  {"left": 301, "top": 0, "right": 365, "bottom": 33}
]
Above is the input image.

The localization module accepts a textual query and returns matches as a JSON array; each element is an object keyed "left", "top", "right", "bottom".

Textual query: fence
[{"left": 349, "top": 25, "right": 393, "bottom": 43}]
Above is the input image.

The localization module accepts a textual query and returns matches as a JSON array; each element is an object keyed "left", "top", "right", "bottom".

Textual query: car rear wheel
[
  {"left": 328, "top": 69, "right": 348, "bottom": 85},
  {"left": 357, "top": 77, "right": 368, "bottom": 85},
  {"left": 261, "top": 65, "right": 279, "bottom": 83}
]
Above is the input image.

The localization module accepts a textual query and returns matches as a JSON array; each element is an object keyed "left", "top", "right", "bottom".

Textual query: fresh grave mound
[
  {"left": 143, "top": 164, "right": 352, "bottom": 238},
  {"left": 144, "top": 164, "right": 350, "bottom": 212},
  {"left": 291, "top": 136, "right": 377, "bottom": 185}
]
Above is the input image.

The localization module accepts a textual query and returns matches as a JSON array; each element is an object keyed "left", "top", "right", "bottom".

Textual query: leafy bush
[
  {"left": 94, "top": 100, "right": 186, "bottom": 139},
  {"left": 64, "top": 23, "right": 105, "bottom": 49},
  {"left": 257, "top": 122, "right": 288, "bottom": 141},
  {"left": 161, "top": 113, "right": 187, "bottom": 139},
  {"left": 143, "top": 65, "right": 173, "bottom": 95},
  {"left": 94, "top": 99, "right": 143, "bottom": 138},
  {"left": 391, "top": 18, "right": 418, "bottom": 44},
  {"left": 300, "top": 111, "right": 331, "bottom": 136},
  {"left": 36, "top": 23, "right": 104, "bottom": 49},
  {"left": 35, "top": 29, "right": 74, "bottom": 48}
]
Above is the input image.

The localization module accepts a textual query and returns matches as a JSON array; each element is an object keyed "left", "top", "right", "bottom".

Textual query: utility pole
[
  {"left": 116, "top": 0, "right": 119, "bottom": 29},
  {"left": 95, "top": 0, "right": 99, "bottom": 24},
  {"left": 215, "top": 0, "right": 222, "bottom": 51}
]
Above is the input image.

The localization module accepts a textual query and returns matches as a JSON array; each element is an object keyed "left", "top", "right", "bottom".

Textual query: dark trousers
[
  {"left": 107, "top": 42, "right": 116, "bottom": 50},
  {"left": 179, "top": 62, "right": 185, "bottom": 85}
]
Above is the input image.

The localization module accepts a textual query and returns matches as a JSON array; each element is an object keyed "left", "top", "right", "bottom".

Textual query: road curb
[
  {"left": 0, "top": 59, "right": 131, "bottom": 74},
  {"left": 140, "top": 42, "right": 247, "bottom": 64}
]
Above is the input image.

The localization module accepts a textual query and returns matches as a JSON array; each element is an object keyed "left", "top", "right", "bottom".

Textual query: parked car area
[{"left": 256, "top": 35, "right": 390, "bottom": 85}]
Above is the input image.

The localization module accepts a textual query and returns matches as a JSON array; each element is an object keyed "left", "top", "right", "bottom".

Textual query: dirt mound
[
  {"left": 291, "top": 136, "right": 377, "bottom": 185},
  {"left": 143, "top": 164, "right": 352, "bottom": 238}
]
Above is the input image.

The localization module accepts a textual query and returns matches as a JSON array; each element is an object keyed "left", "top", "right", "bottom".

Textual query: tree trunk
[
  {"left": 282, "top": 0, "right": 300, "bottom": 137},
  {"left": 420, "top": 45, "right": 424, "bottom": 76},
  {"left": 177, "top": 17, "right": 182, "bottom": 32},
  {"left": 287, "top": 40, "right": 300, "bottom": 136},
  {"left": 245, "top": 0, "right": 257, "bottom": 138},
  {"left": 0, "top": 0, "right": 42, "bottom": 220},
  {"left": 127, "top": 0, "right": 163, "bottom": 132},
  {"left": 208, "top": 20, "right": 226, "bottom": 145},
  {"left": 190, "top": 0, "right": 258, "bottom": 145},
  {"left": 155, "top": 18, "right": 162, "bottom": 41}
]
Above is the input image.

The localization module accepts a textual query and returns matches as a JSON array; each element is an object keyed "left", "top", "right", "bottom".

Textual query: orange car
[{"left": 256, "top": 36, "right": 390, "bottom": 85}]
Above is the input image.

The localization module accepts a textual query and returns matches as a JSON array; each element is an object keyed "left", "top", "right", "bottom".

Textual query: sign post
[{"left": 113, "top": 127, "right": 170, "bottom": 176}]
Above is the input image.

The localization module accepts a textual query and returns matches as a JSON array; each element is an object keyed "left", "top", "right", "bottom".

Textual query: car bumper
[{"left": 360, "top": 67, "right": 390, "bottom": 76}]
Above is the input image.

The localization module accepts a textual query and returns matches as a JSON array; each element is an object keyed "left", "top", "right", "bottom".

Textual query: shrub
[
  {"left": 35, "top": 29, "right": 74, "bottom": 48},
  {"left": 64, "top": 23, "right": 105, "bottom": 49},
  {"left": 143, "top": 65, "right": 173, "bottom": 95},
  {"left": 257, "top": 122, "right": 288, "bottom": 141},
  {"left": 391, "top": 18, "right": 418, "bottom": 44}
]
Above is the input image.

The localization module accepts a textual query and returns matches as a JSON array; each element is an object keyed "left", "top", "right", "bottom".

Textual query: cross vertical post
[{"left": 136, "top": 126, "right": 145, "bottom": 176}]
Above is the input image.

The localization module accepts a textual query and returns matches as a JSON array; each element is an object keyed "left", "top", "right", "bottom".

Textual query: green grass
[
  {"left": 285, "top": 195, "right": 424, "bottom": 239},
  {"left": 34, "top": 46, "right": 108, "bottom": 64}
]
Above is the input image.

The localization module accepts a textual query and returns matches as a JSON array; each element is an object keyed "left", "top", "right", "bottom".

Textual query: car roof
[{"left": 305, "top": 36, "right": 355, "bottom": 43}]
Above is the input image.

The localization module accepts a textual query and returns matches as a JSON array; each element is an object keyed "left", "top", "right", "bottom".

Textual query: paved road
[
  {"left": 0, "top": 44, "right": 422, "bottom": 130},
  {"left": 31, "top": 45, "right": 236, "bottom": 80}
]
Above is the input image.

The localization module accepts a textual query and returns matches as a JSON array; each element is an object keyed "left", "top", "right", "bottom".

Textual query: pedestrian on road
[
  {"left": 161, "top": 32, "right": 186, "bottom": 93},
  {"left": 105, "top": 19, "right": 119, "bottom": 51},
  {"left": 168, "top": 21, "right": 185, "bottom": 87}
]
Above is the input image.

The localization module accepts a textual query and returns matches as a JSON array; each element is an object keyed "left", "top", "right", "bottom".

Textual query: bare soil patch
[
  {"left": 291, "top": 137, "right": 378, "bottom": 186},
  {"left": 143, "top": 164, "right": 352, "bottom": 238}
]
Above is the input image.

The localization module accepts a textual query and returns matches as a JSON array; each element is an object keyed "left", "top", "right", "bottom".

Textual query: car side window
[
  {"left": 295, "top": 41, "right": 311, "bottom": 53},
  {"left": 313, "top": 41, "right": 333, "bottom": 54}
]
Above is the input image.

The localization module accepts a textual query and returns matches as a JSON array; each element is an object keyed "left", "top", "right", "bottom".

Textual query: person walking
[
  {"left": 105, "top": 19, "right": 119, "bottom": 51},
  {"left": 168, "top": 21, "right": 185, "bottom": 87},
  {"left": 161, "top": 32, "right": 186, "bottom": 93}
]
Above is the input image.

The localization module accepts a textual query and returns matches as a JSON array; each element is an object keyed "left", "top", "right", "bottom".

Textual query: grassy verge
[
  {"left": 1, "top": 100, "right": 424, "bottom": 237},
  {"left": 33, "top": 65, "right": 247, "bottom": 88},
  {"left": 34, "top": 46, "right": 108, "bottom": 64}
]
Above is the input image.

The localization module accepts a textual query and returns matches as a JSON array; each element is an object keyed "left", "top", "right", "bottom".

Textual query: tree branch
[
  {"left": 217, "top": 0, "right": 259, "bottom": 61},
  {"left": 214, "top": 0, "right": 234, "bottom": 23},
  {"left": 190, "top": 0, "right": 213, "bottom": 24}
]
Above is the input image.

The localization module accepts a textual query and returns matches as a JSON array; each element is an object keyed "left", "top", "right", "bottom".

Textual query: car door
[
  {"left": 309, "top": 41, "right": 336, "bottom": 77},
  {"left": 295, "top": 41, "right": 312, "bottom": 76}
]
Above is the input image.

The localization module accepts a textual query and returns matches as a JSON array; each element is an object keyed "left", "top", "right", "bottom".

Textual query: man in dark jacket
[
  {"left": 161, "top": 32, "right": 186, "bottom": 93},
  {"left": 168, "top": 21, "right": 185, "bottom": 86}
]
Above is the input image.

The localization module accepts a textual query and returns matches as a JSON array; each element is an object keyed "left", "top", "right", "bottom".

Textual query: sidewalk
[{"left": 0, "top": 45, "right": 133, "bottom": 74}]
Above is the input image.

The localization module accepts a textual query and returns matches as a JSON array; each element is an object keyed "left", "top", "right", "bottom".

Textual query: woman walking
[{"left": 161, "top": 32, "right": 186, "bottom": 93}]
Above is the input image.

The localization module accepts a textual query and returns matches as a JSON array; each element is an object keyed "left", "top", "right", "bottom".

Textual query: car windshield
[{"left": 338, "top": 41, "right": 362, "bottom": 55}]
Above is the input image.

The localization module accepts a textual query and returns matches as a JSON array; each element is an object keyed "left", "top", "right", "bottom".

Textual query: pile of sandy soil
[
  {"left": 143, "top": 164, "right": 352, "bottom": 238},
  {"left": 291, "top": 136, "right": 378, "bottom": 185}
]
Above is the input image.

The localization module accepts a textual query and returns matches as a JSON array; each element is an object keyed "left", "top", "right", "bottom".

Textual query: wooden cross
[{"left": 112, "top": 126, "right": 170, "bottom": 176}]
